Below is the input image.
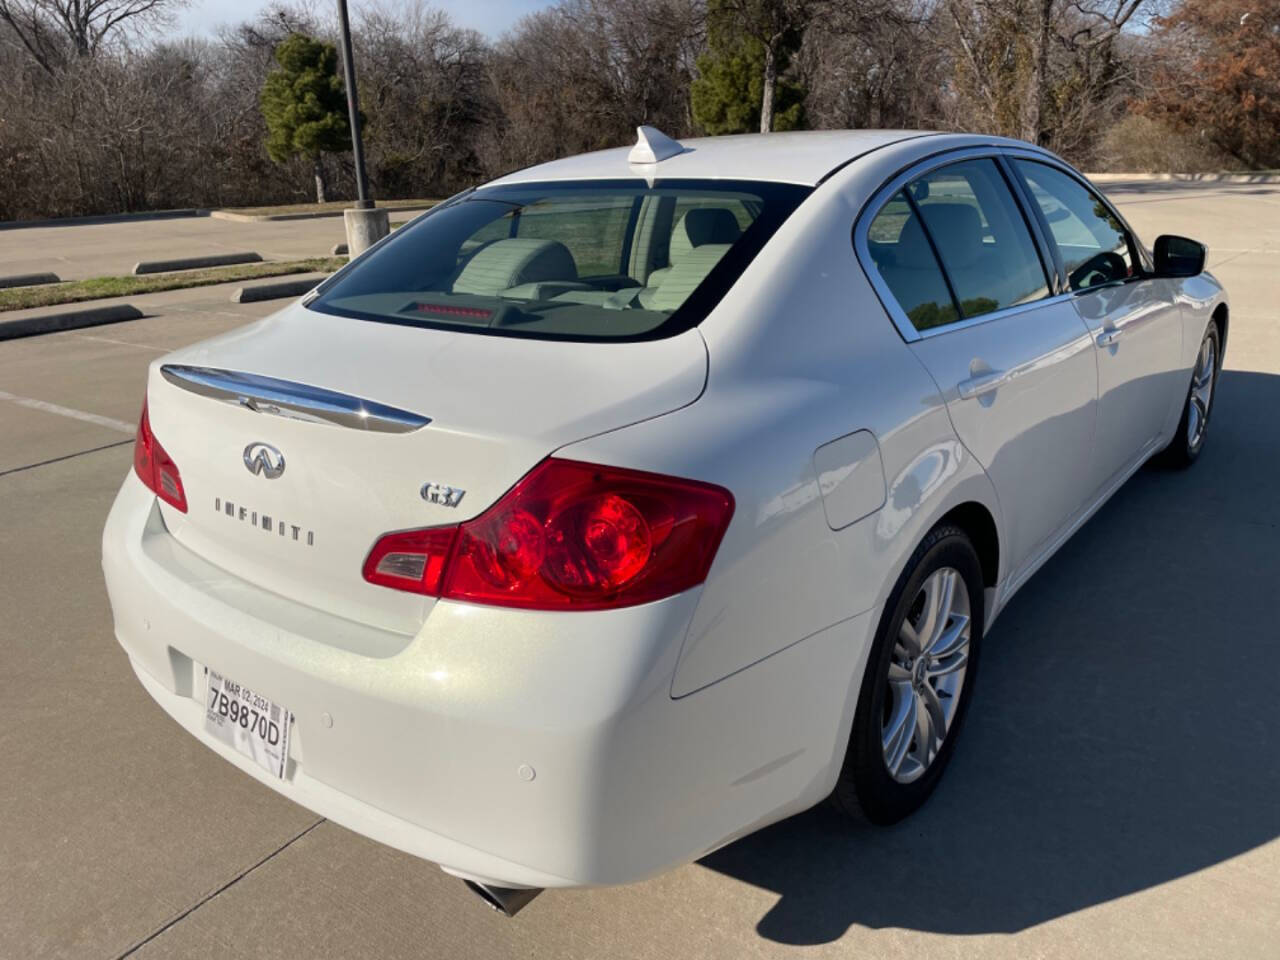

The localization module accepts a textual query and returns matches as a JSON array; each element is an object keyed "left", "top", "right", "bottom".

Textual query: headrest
[
  {"left": 452, "top": 238, "right": 578, "bottom": 296},
  {"left": 893, "top": 215, "right": 938, "bottom": 270},
  {"left": 669, "top": 208, "right": 741, "bottom": 262},
  {"left": 918, "top": 202, "right": 984, "bottom": 270}
]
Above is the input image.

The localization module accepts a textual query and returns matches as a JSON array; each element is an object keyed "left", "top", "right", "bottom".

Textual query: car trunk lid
[{"left": 145, "top": 303, "right": 707, "bottom": 634}]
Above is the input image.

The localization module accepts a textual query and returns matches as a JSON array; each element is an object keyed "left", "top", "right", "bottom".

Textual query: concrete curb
[
  {"left": 1086, "top": 171, "right": 1280, "bottom": 184},
  {"left": 0, "top": 304, "right": 143, "bottom": 340},
  {"left": 231, "top": 278, "right": 323, "bottom": 303},
  {"left": 133, "top": 252, "right": 262, "bottom": 275},
  {"left": 212, "top": 203, "right": 435, "bottom": 223},
  {"left": 0, "top": 209, "right": 206, "bottom": 231},
  {"left": 0, "top": 272, "right": 60, "bottom": 289}
]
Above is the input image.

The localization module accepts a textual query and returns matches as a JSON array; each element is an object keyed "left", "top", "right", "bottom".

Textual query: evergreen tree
[
  {"left": 260, "top": 33, "right": 351, "bottom": 203},
  {"left": 691, "top": 0, "right": 807, "bottom": 134}
]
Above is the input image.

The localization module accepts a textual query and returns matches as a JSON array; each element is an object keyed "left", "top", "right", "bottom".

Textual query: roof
[{"left": 489, "top": 130, "right": 944, "bottom": 188}]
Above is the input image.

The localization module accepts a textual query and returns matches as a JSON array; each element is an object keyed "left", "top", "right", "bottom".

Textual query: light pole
[
  {"left": 336, "top": 0, "right": 389, "bottom": 254},
  {"left": 336, "top": 0, "right": 371, "bottom": 210}
]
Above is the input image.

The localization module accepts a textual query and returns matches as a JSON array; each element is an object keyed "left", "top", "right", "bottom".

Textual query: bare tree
[
  {"left": 945, "top": 0, "right": 1153, "bottom": 150},
  {"left": 801, "top": 0, "right": 943, "bottom": 130},
  {"left": 0, "top": 0, "right": 1232, "bottom": 221},
  {"left": 356, "top": 4, "right": 492, "bottom": 193},
  {"left": 485, "top": 0, "right": 702, "bottom": 171},
  {"left": 0, "top": 0, "right": 186, "bottom": 73}
]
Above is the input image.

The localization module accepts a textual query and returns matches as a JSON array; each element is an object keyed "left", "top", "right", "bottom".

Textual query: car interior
[{"left": 449, "top": 206, "right": 745, "bottom": 312}]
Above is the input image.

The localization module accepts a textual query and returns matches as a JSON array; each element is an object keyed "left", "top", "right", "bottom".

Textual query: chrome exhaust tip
[{"left": 462, "top": 879, "right": 543, "bottom": 917}]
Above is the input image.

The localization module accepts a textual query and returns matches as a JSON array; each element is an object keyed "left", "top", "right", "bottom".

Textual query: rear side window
[
  {"left": 1014, "top": 160, "right": 1135, "bottom": 290},
  {"left": 866, "top": 192, "right": 958, "bottom": 331},
  {"left": 309, "top": 179, "right": 810, "bottom": 342},
  {"left": 913, "top": 160, "right": 1048, "bottom": 318},
  {"left": 864, "top": 158, "right": 1050, "bottom": 333}
]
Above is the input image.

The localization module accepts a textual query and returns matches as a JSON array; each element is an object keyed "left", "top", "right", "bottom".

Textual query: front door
[{"left": 1011, "top": 159, "right": 1184, "bottom": 496}]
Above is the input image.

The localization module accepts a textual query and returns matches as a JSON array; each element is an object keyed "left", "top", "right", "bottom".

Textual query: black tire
[
  {"left": 1159, "top": 319, "right": 1221, "bottom": 468},
  {"left": 830, "top": 524, "right": 984, "bottom": 825}
]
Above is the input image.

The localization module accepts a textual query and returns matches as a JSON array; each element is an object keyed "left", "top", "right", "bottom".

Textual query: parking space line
[
  {"left": 0, "top": 389, "right": 134, "bottom": 434},
  {"left": 112, "top": 818, "right": 325, "bottom": 960},
  {"left": 71, "top": 333, "right": 169, "bottom": 351},
  {"left": 0, "top": 439, "right": 134, "bottom": 478}
]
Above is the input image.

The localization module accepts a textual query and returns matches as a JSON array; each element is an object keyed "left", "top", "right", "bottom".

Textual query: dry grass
[
  {"left": 0, "top": 258, "right": 346, "bottom": 312},
  {"left": 216, "top": 199, "right": 437, "bottom": 217}
]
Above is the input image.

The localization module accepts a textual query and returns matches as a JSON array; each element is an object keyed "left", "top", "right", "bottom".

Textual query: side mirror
[{"left": 1153, "top": 235, "right": 1206, "bottom": 278}]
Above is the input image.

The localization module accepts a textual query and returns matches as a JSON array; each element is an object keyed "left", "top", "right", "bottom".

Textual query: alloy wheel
[
  {"left": 1187, "top": 333, "right": 1216, "bottom": 448},
  {"left": 882, "top": 566, "right": 972, "bottom": 784}
]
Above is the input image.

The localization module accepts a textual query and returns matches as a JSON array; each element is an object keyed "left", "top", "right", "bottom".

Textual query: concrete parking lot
[
  {"left": 0, "top": 210, "right": 421, "bottom": 281},
  {"left": 2, "top": 180, "right": 1278, "bottom": 959}
]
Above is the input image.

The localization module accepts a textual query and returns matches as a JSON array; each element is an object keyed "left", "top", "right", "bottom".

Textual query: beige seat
[{"left": 638, "top": 208, "right": 741, "bottom": 310}]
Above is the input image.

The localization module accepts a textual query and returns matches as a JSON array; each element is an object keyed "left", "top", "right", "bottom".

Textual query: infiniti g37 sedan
[{"left": 102, "top": 127, "right": 1227, "bottom": 915}]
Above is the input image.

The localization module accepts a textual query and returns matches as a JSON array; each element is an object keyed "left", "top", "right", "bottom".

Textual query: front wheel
[
  {"left": 831, "top": 525, "right": 984, "bottom": 825},
  {"left": 1160, "top": 320, "right": 1220, "bottom": 467}
]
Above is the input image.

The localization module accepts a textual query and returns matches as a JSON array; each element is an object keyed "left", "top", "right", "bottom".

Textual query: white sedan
[{"left": 102, "top": 128, "right": 1227, "bottom": 916}]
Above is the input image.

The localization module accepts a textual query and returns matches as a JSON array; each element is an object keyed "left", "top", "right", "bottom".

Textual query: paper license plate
[{"left": 203, "top": 669, "right": 292, "bottom": 779}]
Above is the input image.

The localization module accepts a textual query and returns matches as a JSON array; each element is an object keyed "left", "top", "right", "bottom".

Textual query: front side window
[
  {"left": 309, "top": 179, "right": 809, "bottom": 341},
  {"left": 1014, "top": 160, "right": 1136, "bottom": 291}
]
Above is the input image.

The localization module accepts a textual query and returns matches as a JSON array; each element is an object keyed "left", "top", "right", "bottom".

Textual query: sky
[{"left": 175, "top": 0, "right": 554, "bottom": 39}]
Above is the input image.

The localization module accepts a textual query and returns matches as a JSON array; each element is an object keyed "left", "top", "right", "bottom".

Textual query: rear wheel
[
  {"left": 1160, "top": 320, "right": 1220, "bottom": 467},
  {"left": 831, "top": 525, "right": 984, "bottom": 825}
]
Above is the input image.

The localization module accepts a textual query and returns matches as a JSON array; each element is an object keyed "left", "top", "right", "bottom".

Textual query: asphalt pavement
[{"left": 1, "top": 181, "right": 1278, "bottom": 959}]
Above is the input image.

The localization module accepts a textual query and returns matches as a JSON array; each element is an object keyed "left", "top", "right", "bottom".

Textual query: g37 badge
[{"left": 421, "top": 482, "right": 466, "bottom": 508}]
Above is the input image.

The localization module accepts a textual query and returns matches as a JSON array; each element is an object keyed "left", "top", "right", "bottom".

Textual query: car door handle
[
  {"left": 956, "top": 369, "right": 1009, "bottom": 399},
  {"left": 1096, "top": 328, "right": 1123, "bottom": 347}
]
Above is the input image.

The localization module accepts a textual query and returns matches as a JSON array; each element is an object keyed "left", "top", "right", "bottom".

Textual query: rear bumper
[{"left": 102, "top": 472, "right": 873, "bottom": 888}]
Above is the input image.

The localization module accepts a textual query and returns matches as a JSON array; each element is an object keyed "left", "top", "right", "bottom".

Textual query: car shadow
[{"left": 699, "top": 368, "right": 1280, "bottom": 945}]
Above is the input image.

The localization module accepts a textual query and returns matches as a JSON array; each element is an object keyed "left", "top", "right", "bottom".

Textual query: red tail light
[
  {"left": 362, "top": 459, "right": 734, "bottom": 610},
  {"left": 133, "top": 398, "right": 187, "bottom": 513}
]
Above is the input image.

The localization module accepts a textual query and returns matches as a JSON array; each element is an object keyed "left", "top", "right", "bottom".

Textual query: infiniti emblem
[{"left": 243, "top": 442, "right": 286, "bottom": 479}]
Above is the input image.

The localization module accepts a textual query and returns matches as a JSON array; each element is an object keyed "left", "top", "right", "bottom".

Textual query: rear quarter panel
[{"left": 561, "top": 142, "right": 1005, "bottom": 700}]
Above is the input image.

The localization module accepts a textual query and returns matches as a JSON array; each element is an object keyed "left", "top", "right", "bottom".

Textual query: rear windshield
[{"left": 308, "top": 179, "right": 811, "bottom": 341}]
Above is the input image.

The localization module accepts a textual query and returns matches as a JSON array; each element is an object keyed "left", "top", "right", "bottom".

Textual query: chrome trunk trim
[{"left": 160, "top": 365, "right": 430, "bottom": 433}]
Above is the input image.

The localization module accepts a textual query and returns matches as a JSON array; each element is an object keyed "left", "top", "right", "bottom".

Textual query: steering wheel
[{"left": 1069, "top": 251, "right": 1128, "bottom": 290}]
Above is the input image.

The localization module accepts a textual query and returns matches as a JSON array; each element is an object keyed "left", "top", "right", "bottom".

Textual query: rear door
[
  {"left": 1010, "top": 158, "right": 1184, "bottom": 496},
  {"left": 859, "top": 153, "right": 1098, "bottom": 576}
]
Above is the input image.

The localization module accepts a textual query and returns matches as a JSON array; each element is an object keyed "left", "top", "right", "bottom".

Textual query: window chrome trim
[
  {"left": 160, "top": 365, "right": 431, "bottom": 433},
  {"left": 916, "top": 291, "right": 1075, "bottom": 339},
  {"left": 995, "top": 153, "right": 1067, "bottom": 294},
  {"left": 853, "top": 144, "right": 1098, "bottom": 342}
]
